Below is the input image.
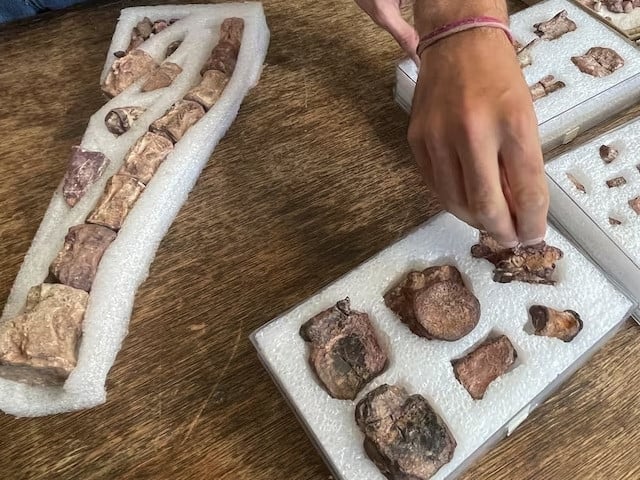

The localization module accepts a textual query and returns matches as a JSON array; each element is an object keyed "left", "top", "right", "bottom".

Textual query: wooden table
[{"left": 1, "top": 1, "right": 639, "bottom": 479}]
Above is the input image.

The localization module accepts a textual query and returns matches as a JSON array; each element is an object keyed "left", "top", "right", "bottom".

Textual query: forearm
[{"left": 413, "top": 0, "right": 508, "bottom": 34}]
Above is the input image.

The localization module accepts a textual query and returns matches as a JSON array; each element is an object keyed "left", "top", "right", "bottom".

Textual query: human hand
[
  {"left": 408, "top": 27, "right": 549, "bottom": 247},
  {"left": 354, "top": 0, "right": 420, "bottom": 63}
]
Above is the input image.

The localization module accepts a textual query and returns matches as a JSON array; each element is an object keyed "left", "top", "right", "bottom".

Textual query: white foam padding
[
  {"left": 0, "top": 3, "right": 269, "bottom": 417},
  {"left": 394, "top": 0, "right": 640, "bottom": 151},
  {"left": 252, "top": 212, "right": 634, "bottom": 480}
]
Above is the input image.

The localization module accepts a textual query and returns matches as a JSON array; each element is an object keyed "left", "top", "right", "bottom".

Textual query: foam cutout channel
[{"left": 252, "top": 212, "right": 635, "bottom": 480}]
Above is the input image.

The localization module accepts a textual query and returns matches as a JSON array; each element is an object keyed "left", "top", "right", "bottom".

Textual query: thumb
[{"left": 376, "top": 7, "right": 420, "bottom": 64}]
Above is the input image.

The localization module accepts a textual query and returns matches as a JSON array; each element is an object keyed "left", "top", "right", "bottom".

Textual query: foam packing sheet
[
  {"left": 252, "top": 212, "right": 635, "bottom": 480},
  {"left": 546, "top": 116, "right": 640, "bottom": 318},
  {"left": 394, "top": 0, "right": 640, "bottom": 151},
  {"left": 0, "top": 3, "right": 269, "bottom": 417}
]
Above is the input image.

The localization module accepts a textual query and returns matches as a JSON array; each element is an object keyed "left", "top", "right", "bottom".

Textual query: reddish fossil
[
  {"left": 141, "top": 62, "right": 183, "bottom": 92},
  {"left": 150, "top": 100, "right": 206, "bottom": 143},
  {"left": 201, "top": 17, "right": 244, "bottom": 76},
  {"left": 629, "top": 197, "right": 640, "bottom": 215},
  {"left": 299, "top": 298, "right": 387, "bottom": 400},
  {"left": 529, "top": 305, "right": 583, "bottom": 342},
  {"left": 571, "top": 47, "right": 625, "bottom": 77},
  {"left": 185, "top": 70, "right": 229, "bottom": 110},
  {"left": 606, "top": 176, "right": 626, "bottom": 188},
  {"left": 355, "top": 384, "right": 456, "bottom": 480},
  {"left": 599, "top": 144, "right": 619, "bottom": 164},
  {"left": 62, "top": 146, "right": 110, "bottom": 207},
  {"left": 102, "top": 49, "right": 158, "bottom": 97},
  {"left": 533, "top": 10, "right": 577, "bottom": 40},
  {"left": 104, "top": 106, "right": 146, "bottom": 136},
  {"left": 118, "top": 131, "right": 174, "bottom": 184},
  {"left": 86, "top": 174, "right": 145, "bottom": 231},
  {"left": 529, "top": 75, "right": 565, "bottom": 101},
  {"left": 566, "top": 172, "right": 586, "bottom": 193}
]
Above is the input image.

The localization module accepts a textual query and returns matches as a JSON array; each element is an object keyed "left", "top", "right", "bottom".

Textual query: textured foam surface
[
  {"left": 252, "top": 212, "right": 634, "bottom": 480},
  {"left": 0, "top": 3, "right": 269, "bottom": 417},
  {"left": 394, "top": 0, "right": 640, "bottom": 150}
]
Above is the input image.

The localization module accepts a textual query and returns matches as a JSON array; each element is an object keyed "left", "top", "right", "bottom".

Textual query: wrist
[{"left": 413, "top": 0, "right": 508, "bottom": 35}]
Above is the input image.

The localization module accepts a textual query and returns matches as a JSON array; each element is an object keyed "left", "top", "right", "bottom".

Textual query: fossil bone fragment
[
  {"left": 566, "top": 172, "right": 586, "bottom": 193},
  {"left": 86, "top": 174, "right": 145, "bottom": 231},
  {"left": 355, "top": 384, "right": 456, "bottom": 480},
  {"left": 62, "top": 146, "right": 110, "bottom": 207},
  {"left": 514, "top": 39, "right": 538, "bottom": 68},
  {"left": 150, "top": 100, "right": 206, "bottom": 143},
  {"left": 629, "top": 196, "right": 640, "bottom": 215},
  {"left": 299, "top": 298, "right": 387, "bottom": 400},
  {"left": 201, "top": 17, "right": 244, "bottom": 76},
  {"left": 529, "top": 305, "right": 583, "bottom": 342},
  {"left": 50, "top": 224, "right": 117, "bottom": 292},
  {"left": 471, "top": 232, "right": 563, "bottom": 285},
  {"left": 102, "top": 49, "right": 158, "bottom": 97},
  {"left": 533, "top": 10, "right": 577, "bottom": 40},
  {"left": 384, "top": 265, "right": 480, "bottom": 341},
  {"left": 571, "top": 47, "right": 624, "bottom": 77},
  {"left": 127, "top": 17, "right": 154, "bottom": 51},
  {"left": 184, "top": 70, "right": 229, "bottom": 110},
  {"left": 529, "top": 75, "right": 565, "bottom": 101},
  {"left": 118, "top": 132, "right": 174, "bottom": 184},
  {"left": 0, "top": 284, "right": 88, "bottom": 386},
  {"left": 165, "top": 40, "right": 182, "bottom": 57},
  {"left": 141, "top": 62, "right": 183, "bottom": 92},
  {"left": 606, "top": 176, "right": 626, "bottom": 188},
  {"left": 452, "top": 335, "right": 517, "bottom": 400},
  {"left": 599, "top": 144, "right": 619, "bottom": 163},
  {"left": 609, "top": 217, "right": 622, "bottom": 225},
  {"left": 104, "top": 106, "right": 146, "bottom": 135}
]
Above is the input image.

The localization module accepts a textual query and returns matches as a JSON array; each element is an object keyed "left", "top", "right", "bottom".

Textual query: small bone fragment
[
  {"left": 102, "top": 49, "right": 158, "bottom": 97},
  {"left": 609, "top": 217, "right": 622, "bottom": 225},
  {"left": 127, "top": 17, "right": 154, "bottom": 51},
  {"left": 571, "top": 47, "right": 625, "bottom": 77},
  {"left": 152, "top": 20, "right": 169, "bottom": 34},
  {"left": 62, "top": 146, "right": 110, "bottom": 207},
  {"left": 594, "top": 0, "right": 603, "bottom": 11},
  {"left": 104, "top": 106, "right": 146, "bottom": 135},
  {"left": 629, "top": 196, "right": 640, "bottom": 215},
  {"left": 141, "top": 62, "right": 182, "bottom": 92},
  {"left": 566, "top": 172, "right": 586, "bottom": 193},
  {"left": 299, "top": 298, "right": 387, "bottom": 400},
  {"left": 529, "top": 75, "right": 565, "bottom": 101},
  {"left": 0, "top": 284, "right": 88, "bottom": 386},
  {"left": 86, "top": 174, "right": 145, "bottom": 230},
  {"left": 599, "top": 144, "right": 618, "bottom": 163},
  {"left": 150, "top": 100, "right": 205, "bottom": 143},
  {"left": 514, "top": 39, "right": 538, "bottom": 68},
  {"left": 165, "top": 40, "right": 182, "bottom": 57},
  {"left": 471, "top": 231, "right": 564, "bottom": 285},
  {"left": 184, "top": 70, "right": 229, "bottom": 110},
  {"left": 452, "top": 335, "right": 517, "bottom": 400},
  {"left": 604, "top": 0, "right": 625, "bottom": 11},
  {"left": 529, "top": 305, "right": 583, "bottom": 342},
  {"left": 201, "top": 17, "right": 244, "bottom": 76},
  {"left": 383, "top": 266, "right": 480, "bottom": 341},
  {"left": 118, "top": 131, "right": 174, "bottom": 184},
  {"left": 113, "top": 50, "right": 126, "bottom": 58},
  {"left": 50, "top": 224, "right": 117, "bottom": 292},
  {"left": 533, "top": 10, "right": 577, "bottom": 40},
  {"left": 355, "top": 384, "right": 456, "bottom": 480},
  {"left": 624, "top": 0, "right": 634, "bottom": 11},
  {"left": 606, "top": 176, "right": 626, "bottom": 188}
]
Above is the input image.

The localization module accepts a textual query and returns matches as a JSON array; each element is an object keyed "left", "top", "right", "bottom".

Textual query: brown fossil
[
  {"left": 62, "top": 146, "right": 110, "bottom": 207},
  {"left": 514, "top": 39, "right": 538, "bottom": 68},
  {"left": 299, "top": 298, "right": 387, "bottom": 400},
  {"left": 86, "top": 174, "right": 145, "bottom": 231},
  {"left": 452, "top": 335, "right": 517, "bottom": 400},
  {"left": 601, "top": 0, "right": 640, "bottom": 12},
  {"left": 609, "top": 217, "right": 622, "bottom": 225},
  {"left": 201, "top": 17, "right": 244, "bottom": 76},
  {"left": 0, "top": 283, "right": 88, "bottom": 386},
  {"left": 529, "top": 305, "right": 583, "bottom": 342},
  {"left": 533, "top": 10, "right": 577, "bottom": 40},
  {"left": 599, "top": 144, "right": 618, "bottom": 163},
  {"left": 104, "top": 106, "right": 146, "bottom": 136},
  {"left": 606, "top": 176, "right": 626, "bottom": 188},
  {"left": 50, "top": 224, "right": 117, "bottom": 292},
  {"left": 629, "top": 196, "right": 640, "bottom": 215},
  {"left": 102, "top": 49, "right": 158, "bottom": 97},
  {"left": 141, "top": 61, "right": 183, "bottom": 92},
  {"left": 149, "top": 100, "right": 205, "bottom": 143},
  {"left": 355, "top": 384, "right": 456, "bottom": 480},
  {"left": 471, "top": 231, "right": 564, "bottom": 285},
  {"left": 529, "top": 75, "right": 566, "bottom": 101},
  {"left": 184, "top": 70, "right": 229, "bottom": 110},
  {"left": 566, "top": 172, "right": 586, "bottom": 193},
  {"left": 571, "top": 47, "right": 625, "bottom": 77},
  {"left": 384, "top": 265, "right": 480, "bottom": 341},
  {"left": 118, "top": 131, "right": 174, "bottom": 184},
  {"left": 166, "top": 40, "right": 182, "bottom": 57}
]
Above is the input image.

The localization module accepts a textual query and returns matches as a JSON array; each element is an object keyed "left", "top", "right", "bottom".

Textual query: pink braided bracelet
[{"left": 416, "top": 16, "right": 513, "bottom": 58}]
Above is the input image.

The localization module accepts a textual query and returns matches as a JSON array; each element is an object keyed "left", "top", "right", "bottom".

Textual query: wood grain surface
[{"left": 0, "top": 1, "right": 639, "bottom": 479}]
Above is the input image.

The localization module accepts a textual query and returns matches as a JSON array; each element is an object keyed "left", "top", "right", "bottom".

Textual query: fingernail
[{"left": 522, "top": 236, "right": 545, "bottom": 246}]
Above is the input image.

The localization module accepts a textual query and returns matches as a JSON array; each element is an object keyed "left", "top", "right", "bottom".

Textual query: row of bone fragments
[
  {"left": 0, "top": 18, "right": 244, "bottom": 388},
  {"left": 586, "top": 0, "right": 640, "bottom": 14},
  {"left": 299, "top": 233, "right": 582, "bottom": 480},
  {"left": 514, "top": 10, "right": 625, "bottom": 102},
  {"left": 565, "top": 144, "right": 640, "bottom": 224}
]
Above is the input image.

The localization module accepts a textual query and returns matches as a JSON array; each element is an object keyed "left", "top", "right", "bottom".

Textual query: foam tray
[
  {"left": 251, "top": 212, "right": 635, "bottom": 480},
  {"left": 393, "top": 0, "right": 640, "bottom": 152},
  {"left": 545, "top": 116, "right": 640, "bottom": 321}
]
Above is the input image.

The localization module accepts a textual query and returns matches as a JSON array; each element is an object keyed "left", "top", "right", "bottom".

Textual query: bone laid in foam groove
[{"left": 0, "top": 3, "right": 269, "bottom": 417}]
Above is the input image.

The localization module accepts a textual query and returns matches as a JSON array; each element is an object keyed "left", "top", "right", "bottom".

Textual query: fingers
[
  {"left": 456, "top": 127, "right": 519, "bottom": 248},
  {"left": 499, "top": 114, "right": 549, "bottom": 245}
]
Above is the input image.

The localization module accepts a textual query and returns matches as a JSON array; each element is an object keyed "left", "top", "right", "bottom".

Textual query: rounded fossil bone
[
  {"left": 529, "top": 305, "right": 583, "bottom": 342},
  {"left": 104, "top": 106, "right": 146, "bottom": 135}
]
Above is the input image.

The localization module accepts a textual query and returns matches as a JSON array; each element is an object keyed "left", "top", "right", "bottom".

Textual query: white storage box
[
  {"left": 251, "top": 212, "right": 636, "bottom": 480},
  {"left": 393, "top": 0, "right": 640, "bottom": 151}
]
